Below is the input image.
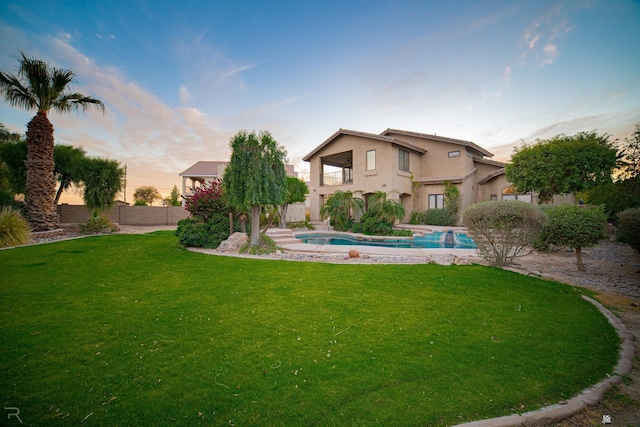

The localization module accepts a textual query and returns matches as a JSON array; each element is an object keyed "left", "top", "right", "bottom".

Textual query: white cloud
[{"left": 178, "top": 85, "right": 191, "bottom": 104}]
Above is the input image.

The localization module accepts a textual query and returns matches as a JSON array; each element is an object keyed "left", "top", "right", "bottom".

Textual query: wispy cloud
[{"left": 520, "top": 4, "right": 573, "bottom": 67}]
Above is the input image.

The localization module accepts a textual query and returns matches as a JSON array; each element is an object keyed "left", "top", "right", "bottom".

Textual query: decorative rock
[
  {"left": 454, "top": 257, "right": 472, "bottom": 266},
  {"left": 430, "top": 254, "right": 455, "bottom": 266},
  {"left": 348, "top": 249, "right": 360, "bottom": 258},
  {"left": 216, "top": 232, "right": 248, "bottom": 253}
]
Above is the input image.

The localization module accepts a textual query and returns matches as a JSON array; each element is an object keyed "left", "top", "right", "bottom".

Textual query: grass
[{"left": 0, "top": 232, "right": 619, "bottom": 426}]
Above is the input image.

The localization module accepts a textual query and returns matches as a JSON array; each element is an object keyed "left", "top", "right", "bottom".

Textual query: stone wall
[{"left": 58, "top": 204, "right": 190, "bottom": 225}]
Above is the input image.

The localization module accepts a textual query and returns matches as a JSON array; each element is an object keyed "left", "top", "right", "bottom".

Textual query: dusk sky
[{"left": 1, "top": 0, "right": 639, "bottom": 203}]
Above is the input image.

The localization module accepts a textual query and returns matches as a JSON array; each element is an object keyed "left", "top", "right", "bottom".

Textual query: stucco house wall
[{"left": 305, "top": 128, "right": 521, "bottom": 224}]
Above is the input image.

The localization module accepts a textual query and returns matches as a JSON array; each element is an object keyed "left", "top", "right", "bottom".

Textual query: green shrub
[
  {"left": 134, "top": 199, "right": 147, "bottom": 206},
  {"left": 0, "top": 206, "right": 31, "bottom": 247},
  {"left": 176, "top": 213, "right": 238, "bottom": 248},
  {"left": 80, "top": 214, "right": 119, "bottom": 234},
  {"left": 351, "top": 222, "right": 363, "bottom": 233},
  {"left": 617, "top": 207, "right": 640, "bottom": 252},
  {"left": 408, "top": 209, "right": 456, "bottom": 226},
  {"left": 409, "top": 211, "right": 426, "bottom": 225},
  {"left": 288, "top": 220, "right": 315, "bottom": 230},
  {"left": 360, "top": 212, "right": 393, "bottom": 235},
  {"left": 463, "top": 201, "right": 543, "bottom": 266},
  {"left": 424, "top": 209, "right": 456, "bottom": 226},
  {"left": 538, "top": 204, "right": 607, "bottom": 271}
]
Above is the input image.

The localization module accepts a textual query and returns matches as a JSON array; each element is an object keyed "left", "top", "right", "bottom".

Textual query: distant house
[
  {"left": 302, "top": 128, "right": 565, "bottom": 224},
  {"left": 179, "top": 161, "right": 305, "bottom": 222}
]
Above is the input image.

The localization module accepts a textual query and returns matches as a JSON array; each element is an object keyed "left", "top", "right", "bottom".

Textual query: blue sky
[{"left": 1, "top": 0, "right": 639, "bottom": 202}]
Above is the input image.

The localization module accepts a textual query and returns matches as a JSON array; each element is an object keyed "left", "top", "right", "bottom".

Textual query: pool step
[{"left": 265, "top": 228, "right": 300, "bottom": 245}]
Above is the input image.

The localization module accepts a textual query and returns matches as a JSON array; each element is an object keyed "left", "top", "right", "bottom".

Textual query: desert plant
[
  {"left": 359, "top": 210, "right": 394, "bottom": 235},
  {"left": 538, "top": 204, "right": 608, "bottom": 271},
  {"left": 616, "top": 207, "right": 640, "bottom": 252},
  {"left": 444, "top": 181, "right": 459, "bottom": 219},
  {"left": 79, "top": 213, "right": 119, "bottom": 234},
  {"left": 463, "top": 200, "right": 544, "bottom": 266},
  {"left": 0, "top": 206, "right": 30, "bottom": 247}
]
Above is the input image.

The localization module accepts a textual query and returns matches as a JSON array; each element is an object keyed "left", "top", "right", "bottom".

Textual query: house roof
[
  {"left": 473, "top": 157, "right": 506, "bottom": 167},
  {"left": 380, "top": 128, "right": 494, "bottom": 158},
  {"left": 179, "top": 161, "right": 229, "bottom": 177},
  {"left": 478, "top": 167, "right": 506, "bottom": 184},
  {"left": 302, "top": 128, "right": 426, "bottom": 161}
]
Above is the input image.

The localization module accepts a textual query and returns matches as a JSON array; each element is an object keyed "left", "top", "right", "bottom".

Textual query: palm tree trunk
[{"left": 25, "top": 112, "right": 60, "bottom": 231}]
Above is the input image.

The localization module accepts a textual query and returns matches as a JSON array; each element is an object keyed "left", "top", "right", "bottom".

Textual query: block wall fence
[
  {"left": 57, "top": 204, "right": 190, "bottom": 225},
  {"left": 57, "top": 202, "right": 306, "bottom": 225}
]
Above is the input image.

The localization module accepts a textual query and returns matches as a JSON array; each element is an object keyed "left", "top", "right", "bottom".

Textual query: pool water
[{"left": 295, "top": 231, "right": 476, "bottom": 249}]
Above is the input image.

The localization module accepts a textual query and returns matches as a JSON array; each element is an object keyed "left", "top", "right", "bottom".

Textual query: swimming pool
[{"left": 295, "top": 231, "right": 476, "bottom": 249}]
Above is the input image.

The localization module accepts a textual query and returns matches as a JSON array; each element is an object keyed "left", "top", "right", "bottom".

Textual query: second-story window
[
  {"left": 448, "top": 150, "right": 460, "bottom": 158},
  {"left": 399, "top": 149, "right": 409, "bottom": 172},
  {"left": 366, "top": 150, "right": 376, "bottom": 171}
]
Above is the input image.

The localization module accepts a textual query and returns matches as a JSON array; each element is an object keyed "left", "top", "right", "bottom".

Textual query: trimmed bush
[
  {"left": 617, "top": 207, "right": 640, "bottom": 252},
  {"left": 409, "top": 209, "right": 456, "bottom": 226},
  {"left": 0, "top": 206, "right": 31, "bottom": 247},
  {"left": 463, "top": 201, "right": 543, "bottom": 266},
  {"left": 538, "top": 204, "right": 607, "bottom": 271}
]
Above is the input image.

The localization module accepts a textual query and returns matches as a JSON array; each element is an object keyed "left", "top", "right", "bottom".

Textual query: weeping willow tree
[{"left": 223, "top": 130, "right": 287, "bottom": 247}]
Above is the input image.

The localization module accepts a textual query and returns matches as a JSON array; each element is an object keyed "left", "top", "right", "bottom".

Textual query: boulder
[
  {"left": 430, "top": 254, "right": 455, "bottom": 266},
  {"left": 217, "top": 232, "right": 248, "bottom": 253},
  {"left": 348, "top": 249, "right": 360, "bottom": 258}
]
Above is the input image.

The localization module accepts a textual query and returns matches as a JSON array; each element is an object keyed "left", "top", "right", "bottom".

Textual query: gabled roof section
[
  {"left": 473, "top": 157, "right": 506, "bottom": 167},
  {"left": 179, "top": 161, "right": 229, "bottom": 177},
  {"left": 380, "top": 128, "right": 494, "bottom": 158},
  {"left": 302, "top": 128, "right": 426, "bottom": 161},
  {"left": 478, "top": 167, "right": 506, "bottom": 184}
]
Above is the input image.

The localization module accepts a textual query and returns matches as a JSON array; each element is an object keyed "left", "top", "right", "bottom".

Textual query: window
[
  {"left": 490, "top": 194, "right": 498, "bottom": 201},
  {"left": 398, "top": 149, "right": 409, "bottom": 172},
  {"left": 366, "top": 150, "right": 376, "bottom": 171},
  {"left": 429, "top": 194, "right": 444, "bottom": 209},
  {"left": 448, "top": 150, "right": 460, "bottom": 158},
  {"left": 502, "top": 187, "right": 532, "bottom": 203}
]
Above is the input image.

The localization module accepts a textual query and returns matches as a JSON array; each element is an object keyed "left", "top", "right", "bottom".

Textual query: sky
[{"left": 1, "top": 0, "right": 639, "bottom": 204}]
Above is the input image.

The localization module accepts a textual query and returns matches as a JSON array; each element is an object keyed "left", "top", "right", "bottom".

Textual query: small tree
[
  {"left": 538, "top": 204, "right": 608, "bottom": 271},
  {"left": 463, "top": 201, "right": 544, "bottom": 266},
  {"left": 223, "top": 130, "right": 288, "bottom": 247},
  {"left": 168, "top": 185, "right": 181, "bottom": 206},
  {"left": 279, "top": 177, "right": 308, "bottom": 228},
  {"left": 506, "top": 131, "right": 618, "bottom": 203},
  {"left": 81, "top": 157, "right": 125, "bottom": 214},
  {"left": 53, "top": 145, "right": 87, "bottom": 205},
  {"left": 133, "top": 185, "right": 161, "bottom": 206}
]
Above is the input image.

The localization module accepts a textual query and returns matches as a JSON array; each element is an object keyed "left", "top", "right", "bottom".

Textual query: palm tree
[
  {"left": 366, "top": 191, "right": 406, "bottom": 225},
  {"left": 0, "top": 52, "right": 104, "bottom": 231},
  {"left": 320, "top": 190, "right": 365, "bottom": 231}
]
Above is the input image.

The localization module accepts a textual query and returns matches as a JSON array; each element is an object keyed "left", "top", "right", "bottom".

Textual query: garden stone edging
[{"left": 453, "top": 295, "right": 635, "bottom": 427}]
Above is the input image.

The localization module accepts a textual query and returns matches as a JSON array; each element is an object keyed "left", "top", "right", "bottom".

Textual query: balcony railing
[{"left": 322, "top": 171, "right": 353, "bottom": 186}]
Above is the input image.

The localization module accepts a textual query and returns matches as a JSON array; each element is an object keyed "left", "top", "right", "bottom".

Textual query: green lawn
[{"left": 0, "top": 232, "right": 619, "bottom": 426}]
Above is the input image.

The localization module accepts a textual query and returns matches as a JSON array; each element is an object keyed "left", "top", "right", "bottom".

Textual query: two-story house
[{"left": 303, "top": 128, "right": 525, "bottom": 224}]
